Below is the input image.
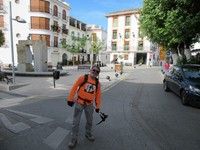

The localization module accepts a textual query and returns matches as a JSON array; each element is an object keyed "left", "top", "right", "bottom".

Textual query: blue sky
[{"left": 66, "top": 0, "right": 143, "bottom": 30}]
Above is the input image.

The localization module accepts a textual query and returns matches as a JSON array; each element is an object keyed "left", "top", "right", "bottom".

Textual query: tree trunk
[
  {"left": 184, "top": 44, "right": 191, "bottom": 61},
  {"left": 72, "top": 54, "right": 75, "bottom": 66},
  {"left": 171, "top": 49, "right": 178, "bottom": 65}
]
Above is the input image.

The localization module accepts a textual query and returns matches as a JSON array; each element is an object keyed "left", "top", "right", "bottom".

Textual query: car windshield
[{"left": 182, "top": 66, "right": 200, "bottom": 81}]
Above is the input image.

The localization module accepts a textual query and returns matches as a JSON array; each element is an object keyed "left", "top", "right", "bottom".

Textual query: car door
[
  {"left": 166, "top": 67, "right": 175, "bottom": 90},
  {"left": 170, "top": 68, "right": 182, "bottom": 95}
]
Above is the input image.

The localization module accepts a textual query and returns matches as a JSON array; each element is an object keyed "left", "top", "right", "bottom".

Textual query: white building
[
  {"left": 106, "top": 8, "right": 158, "bottom": 66},
  {"left": 67, "top": 16, "right": 88, "bottom": 65},
  {"left": 86, "top": 24, "right": 108, "bottom": 65},
  {"left": 0, "top": 0, "right": 70, "bottom": 67},
  {"left": 0, "top": 0, "right": 107, "bottom": 67}
]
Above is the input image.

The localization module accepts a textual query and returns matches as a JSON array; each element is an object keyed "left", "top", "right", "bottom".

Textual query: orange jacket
[{"left": 67, "top": 74, "right": 101, "bottom": 109}]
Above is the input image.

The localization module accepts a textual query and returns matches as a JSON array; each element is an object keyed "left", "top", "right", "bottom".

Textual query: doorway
[
  {"left": 62, "top": 53, "right": 68, "bottom": 65},
  {"left": 136, "top": 53, "right": 147, "bottom": 64}
]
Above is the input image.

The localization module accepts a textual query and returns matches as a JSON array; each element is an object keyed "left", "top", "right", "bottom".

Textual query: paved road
[
  {"left": 1, "top": 66, "right": 199, "bottom": 150},
  {"left": 0, "top": 66, "right": 128, "bottom": 98}
]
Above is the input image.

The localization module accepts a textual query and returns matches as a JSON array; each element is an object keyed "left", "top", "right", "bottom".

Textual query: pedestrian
[
  {"left": 164, "top": 61, "right": 170, "bottom": 73},
  {"left": 67, "top": 65, "right": 102, "bottom": 148}
]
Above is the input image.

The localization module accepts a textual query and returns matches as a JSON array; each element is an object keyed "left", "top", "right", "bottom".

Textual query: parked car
[{"left": 163, "top": 64, "right": 200, "bottom": 106}]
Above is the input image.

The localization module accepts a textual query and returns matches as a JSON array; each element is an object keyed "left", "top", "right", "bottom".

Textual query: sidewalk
[{"left": 0, "top": 66, "right": 129, "bottom": 100}]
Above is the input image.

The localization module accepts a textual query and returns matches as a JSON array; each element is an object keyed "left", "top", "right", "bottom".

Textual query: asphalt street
[{"left": 1, "top": 66, "right": 200, "bottom": 150}]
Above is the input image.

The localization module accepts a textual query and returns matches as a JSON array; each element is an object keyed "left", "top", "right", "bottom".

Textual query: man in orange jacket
[{"left": 67, "top": 65, "right": 102, "bottom": 148}]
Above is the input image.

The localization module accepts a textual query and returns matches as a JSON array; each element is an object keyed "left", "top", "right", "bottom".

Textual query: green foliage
[
  {"left": 61, "top": 36, "right": 89, "bottom": 65},
  {"left": 140, "top": 0, "right": 200, "bottom": 50},
  {"left": 61, "top": 36, "right": 88, "bottom": 54},
  {"left": 0, "top": 30, "right": 5, "bottom": 47},
  {"left": 89, "top": 38, "right": 104, "bottom": 54}
]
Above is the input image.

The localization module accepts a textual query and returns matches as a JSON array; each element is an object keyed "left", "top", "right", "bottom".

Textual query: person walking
[{"left": 67, "top": 65, "right": 102, "bottom": 148}]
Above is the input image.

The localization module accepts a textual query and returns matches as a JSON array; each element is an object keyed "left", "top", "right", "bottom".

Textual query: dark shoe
[
  {"left": 68, "top": 139, "right": 77, "bottom": 149},
  {"left": 85, "top": 133, "right": 95, "bottom": 142}
]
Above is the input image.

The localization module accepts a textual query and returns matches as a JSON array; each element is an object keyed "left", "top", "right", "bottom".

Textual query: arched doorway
[
  {"left": 136, "top": 53, "right": 147, "bottom": 64},
  {"left": 62, "top": 53, "right": 68, "bottom": 65}
]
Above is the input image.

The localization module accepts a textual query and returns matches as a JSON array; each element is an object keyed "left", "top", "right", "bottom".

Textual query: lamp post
[{"left": 9, "top": 1, "right": 26, "bottom": 84}]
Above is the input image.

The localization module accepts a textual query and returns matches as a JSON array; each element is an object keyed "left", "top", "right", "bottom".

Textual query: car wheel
[
  {"left": 163, "top": 81, "right": 170, "bottom": 92},
  {"left": 181, "top": 90, "right": 189, "bottom": 105}
]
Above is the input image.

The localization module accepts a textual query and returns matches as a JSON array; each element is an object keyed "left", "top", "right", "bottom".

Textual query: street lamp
[{"left": 9, "top": 1, "right": 26, "bottom": 84}]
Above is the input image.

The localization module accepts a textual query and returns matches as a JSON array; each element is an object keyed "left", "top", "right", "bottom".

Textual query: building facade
[
  {"left": 0, "top": 0, "right": 70, "bottom": 67},
  {"left": 106, "top": 9, "right": 158, "bottom": 66},
  {"left": 86, "top": 24, "right": 108, "bottom": 65},
  {"left": 0, "top": 0, "right": 107, "bottom": 68}
]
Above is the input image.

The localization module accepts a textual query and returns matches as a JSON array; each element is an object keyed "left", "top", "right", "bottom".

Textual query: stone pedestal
[
  {"left": 17, "top": 40, "right": 47, "bottom": 72},
  {"left": 17, "top": 40, "right": 33, "bottom": 72}
]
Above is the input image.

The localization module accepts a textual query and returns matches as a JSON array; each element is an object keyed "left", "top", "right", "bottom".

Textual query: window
[
  {"left": 31, "top": 34, "right": 50, "bottom": 47},
  {"left": 124, "top": 54, "right": 128, "bottom": 60},
  {"left": 15, "top": 0, "right": 20, "bottom": 4},
  {"left": 31, "top": 17, "right": 50, "bottom": 30},
  {"left": 70, "top": 17, "right": 75, "bottom": 27},
  {"left": 113, "top": 17, "right": 118, "bottom": 27},
  {"left": 53, "top": 5, "right": 58, "bottom": 16},
  {"left": 112, "top": 30, "right": 117, "bottom": 39},
  {"left": 62, "top": 24, "right": 68, "bottom": 34},
  {"left": 138, "top": 41, "right": 143, "bottom": 50},
  {"left": 81, "top": 23, "right": 86, "bottom": 31},
  {"left": 54, "top": 36, "right": 58, "bottom": 47},
  {"left": 125, "top": 29, "right": 130, "bottom": 39},
  {"left": 71, "top": 31, "right": 75, "bottom": 40},
  {"left": 30, "top": 0, "right": 49, "bottom": 13},
  {"left": 91, "top": 33, "right": 97, "bottom": 42},
  {"left": 112, "top": 42, "right": 117, "bottom": 51},
  {"left": 62, "top": 10, "right": 66, "bottom": 20},
  {"left": 124, "top": 41, "right": 129, "bottom": 50},
  {"left": 138, "top": 27, "right": 142, "bottom": 38},
  {"left": 125, "top": 16, "right": 130, "bottom": 26},
  {"left": 16, "top": 33, "right": 21, "bottom": 38},
  {"left": 77, "top": 21, "right": 80, "bottom": 29},
  {"left": 51, "top": 21, "right": 59, "bottom": 32},
  {"left": 113, "top": 55, "right": 118, "bottom": 60}
]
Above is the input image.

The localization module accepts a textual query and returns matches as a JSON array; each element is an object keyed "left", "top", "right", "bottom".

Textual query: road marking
[
  {"left": 0, "top": 96, "right": 35, "bottom": 108},
  {"left": 44, "top": 127, "right": 69, "bottom": 149},
  {"left": 0, "top": 113, "right": 30, "bottom": 133},
  {"left": 6, "top": 109, "right": 53, "bottom": 124}
]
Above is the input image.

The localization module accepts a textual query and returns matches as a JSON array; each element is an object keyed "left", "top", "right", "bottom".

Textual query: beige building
[
  {"left": 106, "top": 8, "right": 158, "bottom": 66},
  {"left": 86, "top": 24, "right": 108, "bottom": 65}
]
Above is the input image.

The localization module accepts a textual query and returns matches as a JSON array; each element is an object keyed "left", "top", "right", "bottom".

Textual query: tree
[
  {"left": 140, "top": 0, "right": 200, "bottom": 64},
  {"left": 61, "top": 36, "right": 88, "bottom": 65},
  {"left": 0, "top": 30, "right": 5, "bottom": 47},
  {"left": 89, "top": 38, "right": 104, "bottom": 66}
]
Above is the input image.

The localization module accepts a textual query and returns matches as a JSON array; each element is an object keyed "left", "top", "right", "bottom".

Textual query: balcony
[
  {"left": 62, "top": 28, "right": 68, "bottom": 35},
  {"left": 30, "top": 5, "right": 50, "bottom": 13},
  {"left": 51, "top": 24, "right": 60, "bottom": 33},
  {"left": 81, "top": 24, "right": 86, "bottom": 31}
]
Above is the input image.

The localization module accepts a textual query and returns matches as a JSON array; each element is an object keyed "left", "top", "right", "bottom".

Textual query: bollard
[{"left": 52, "top": 70, "right": 60, "bottom": 88}]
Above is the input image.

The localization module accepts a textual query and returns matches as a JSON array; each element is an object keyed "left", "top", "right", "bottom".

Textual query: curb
[
  {"left": 2, "top": 70, "right": 68, "bottom": 77},
  {"left": 0, "top": 83, "right": 29, "bottom": 91}
]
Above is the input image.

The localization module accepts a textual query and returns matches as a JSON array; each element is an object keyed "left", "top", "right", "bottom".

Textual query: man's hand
[
  {"left": 67, "top": 101, "right": 74, "bottom": 107},
  {"left": 95, "top": 108, "right": 100, "bottom": 113}
]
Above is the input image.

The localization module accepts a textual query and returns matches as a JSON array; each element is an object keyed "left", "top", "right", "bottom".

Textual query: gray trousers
[{"left": 71, "top": 102, "right": 94, "bottom": 140}]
